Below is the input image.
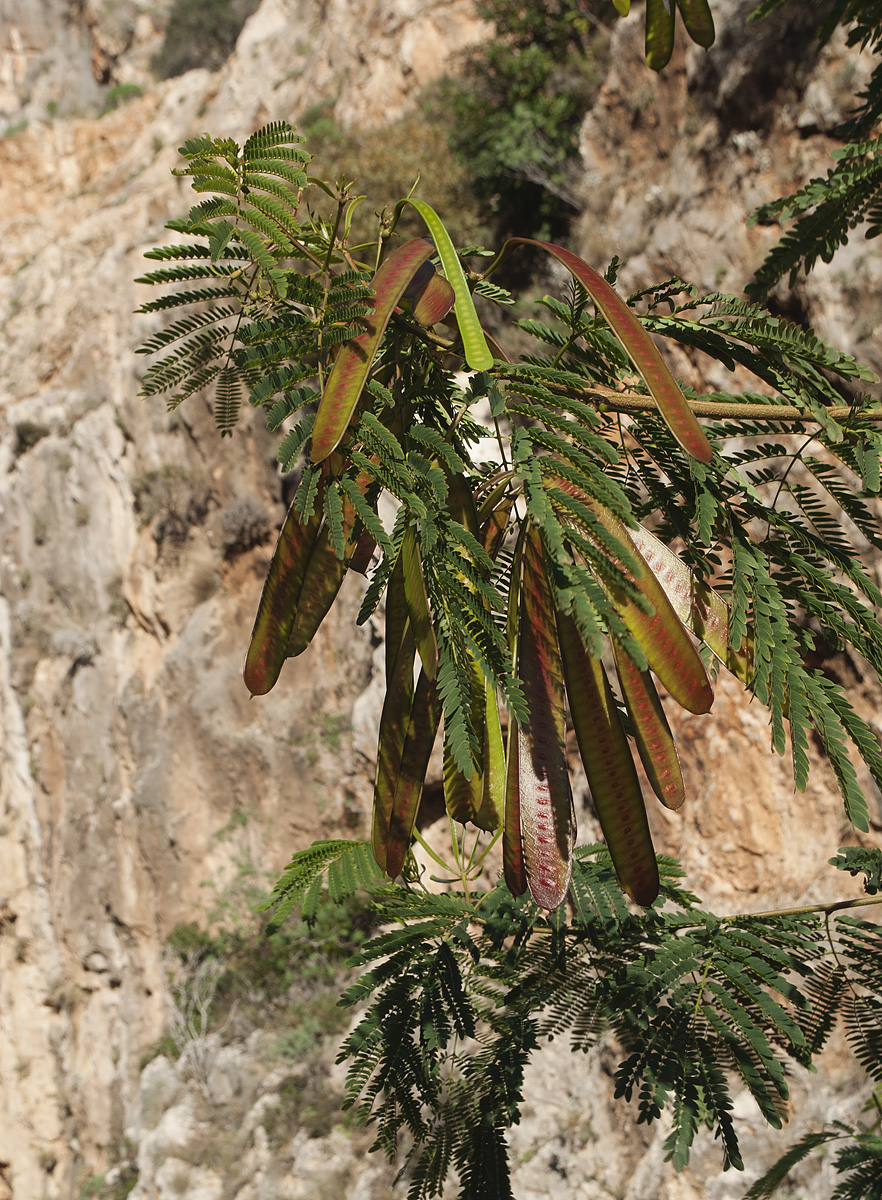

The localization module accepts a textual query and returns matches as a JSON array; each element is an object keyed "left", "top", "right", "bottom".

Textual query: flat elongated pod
[
  {"left": 244, "top": 491, "right": 324, "bottom": 696},
  {"left": 393, "top": 199, "right": 493, "bottom": 370},
  {"left": 412, "top": 270, "right": 456, "bottom": 327},
  {"left": 384, "top": 551, "right": 410, "bottom": 683},
  {"left": 491, "top": 239, "right": 712, "bottom": 463},
  {"left": 475, "top": 679, "right": 505, "bottom": 831},
  {"left": 645, "top": 0, "right": 675, "bottom": 69},
  {"left": 401, "top": 525, "right": 438, "bottom": 679},
  {"left": 310, "top": 238, "right": 436, "bottom": 463},
  {"left": 503, "top": 713, "right": 526, "bottom": 897},
  {"left": 384, "top": 670, "right": 442, "bottom": 878},
  {"left": 588, "top": 502, "right": 714, "bottom": 715},
  {"left": 286, "top": 482, "right": 374, "bottom": 658},
  {"left": 628, "top": 524, "right": 753, "bottom": 684},
  {"left": 557, "top": 612, "right": 659, "bottom": 906},
  {"left": 443, "top": 734, "right": 482, "bottom": 826},
  {"left": 613, "top": 641, "right": 685, "bottom": 810},
  {"left": 372, "top": 627, "right": 417, "bottom": 873},
  {"left": 517, "top": 527, "right": 574, "bottom": 911},
  {"left": 677, "top": 0, "right": 714, "bottom": 48},
  {"left": 479, "top": 493, "right": 515, "bottom": 563}
]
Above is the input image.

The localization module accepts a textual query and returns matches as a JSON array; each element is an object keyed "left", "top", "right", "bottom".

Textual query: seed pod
[
  {"left": 516, "top": 527, "right": 574, "bottom": 911},
  {"left": 613, "top": 641, "right": 685, "bottom": 810},
  {"left": 557, "top": 611, "right": 659, "bottom": 906}
]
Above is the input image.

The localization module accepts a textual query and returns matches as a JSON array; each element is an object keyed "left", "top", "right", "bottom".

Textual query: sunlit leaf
[{"left": 629, "top": 524, "right": 753, "bottom": 683}]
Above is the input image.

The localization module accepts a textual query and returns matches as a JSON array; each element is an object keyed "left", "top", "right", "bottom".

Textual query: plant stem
[
  {"left": 495, "top": 371, "right": 882, "bottom": 424},
  {"left": 726, "top": 894, "right": 882, "bottom": 922}
]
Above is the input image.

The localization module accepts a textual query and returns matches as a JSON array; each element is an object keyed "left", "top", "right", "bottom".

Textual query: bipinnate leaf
[
  {"left": 557, "top": 612, "right": 660, "bottom": 906},
  {"left": 394, "top": 199, "right": 494, "bottom": 370},
  {"left": 645, "top": 0, "right": 675, "bottom": 70},
  {"left": 628, "top": 524, "right": 753, "bottom": 683},
  {"left": 516, "top": 526, "right": 574, "bottom": 911},
  {"left": 587, "top": 501, "right": 714, "bottom": 715},
  {"left": 494, "top": 239, "right": 713, "bottom": 463},
  {"left": 402, "top": 525, "right": 438, "bottom": 679},
  {"left": 384, "top": 670, "right": 442, "bottom": 878},
  {"left": 677, "top": 0, "right": 714, "bottom": 48},
  {"left": 310, "top": 238, "right": 436, "bottom": 463},
  {"left": 613, "top": 641, "right": 685, "bottom": 810},
  {"left": 243, "top": 491, "right": 324, "bottom": 696}
]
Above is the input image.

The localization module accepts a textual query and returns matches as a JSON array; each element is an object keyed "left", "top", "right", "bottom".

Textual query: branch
[{"left": 496, "top": 371, "right": 882, "bottom": 425}]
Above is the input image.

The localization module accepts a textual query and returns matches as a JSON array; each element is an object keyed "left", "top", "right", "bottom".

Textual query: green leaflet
[
  {"left": 645, "top": 0, "right": 675, "bottom": 70},
  {"left": 243, "top": 487, "right": 324, "bottom": 696},
  {"left": 613, "top": 641, "right": 685, "bottom": 811},
  {"left": 557, "top": 612, "right": 660, "bottom": 906},
  {"left": 372, "top": 627, "right": 417, "bottom": 874},
  {"left": 394, "top": 199, "right": 494, "bottom": 370},
  {"left": 677, "top": 0, "right": 715, "bottom": 48},
  {"left": 402, "top": 525, "right": 439, "bottom": 680},
  {"left": 628, "top": 524, "right": 753, "bottom": 683},
  {"left": 384, "top": 669, "right": 442, "bottom": 879},
  {"left": 310, "top": 238, "right": 436, "bottom": 463},
  {"left": 516, "top": 527, "right": 574, "bottom": 911},
  {"left": 611, "top": 0, "right": 630, "bottom": 13},
  {"left": 493, "top": 240, "right": 713, "bottom": 464}
]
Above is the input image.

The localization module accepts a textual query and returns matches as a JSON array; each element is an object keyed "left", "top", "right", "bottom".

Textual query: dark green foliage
[
  {"left": 262, "top": 840, "right": 882, "bottom": 1199},
  {"left": 152, "top": 0, "right": 261, "bottom": 79},
  {"left": 832, "top": 846, "right": 882, "bottom": 894},
  {"left": 428, "top": 0, "right": 614, "bottom": 235},
  {"left": 748, "top": 0, "right": 882, "bottom": 295}
]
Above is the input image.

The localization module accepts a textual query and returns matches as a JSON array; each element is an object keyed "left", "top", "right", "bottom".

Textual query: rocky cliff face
[{"left": 0, "top": 2, "right": 878, "bottom": 1198}]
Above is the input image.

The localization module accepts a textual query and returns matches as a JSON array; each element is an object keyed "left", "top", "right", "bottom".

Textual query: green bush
[
  {"left": 99, "top": 83, "right": 143, "bottom": 117},
  {"left": 430, "top": 0, "right": 614, "bottom": 237},
  {"left": 153, "top": 0, "right": 260, "bottom": 79},
  {"left": 301, "top": 108, "right": 488, "bottom": 251}
]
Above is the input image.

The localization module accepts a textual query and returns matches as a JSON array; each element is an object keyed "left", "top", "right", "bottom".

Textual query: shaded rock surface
[{"left": 0, "top": 1, "right": 878, "bottom": 1198}]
